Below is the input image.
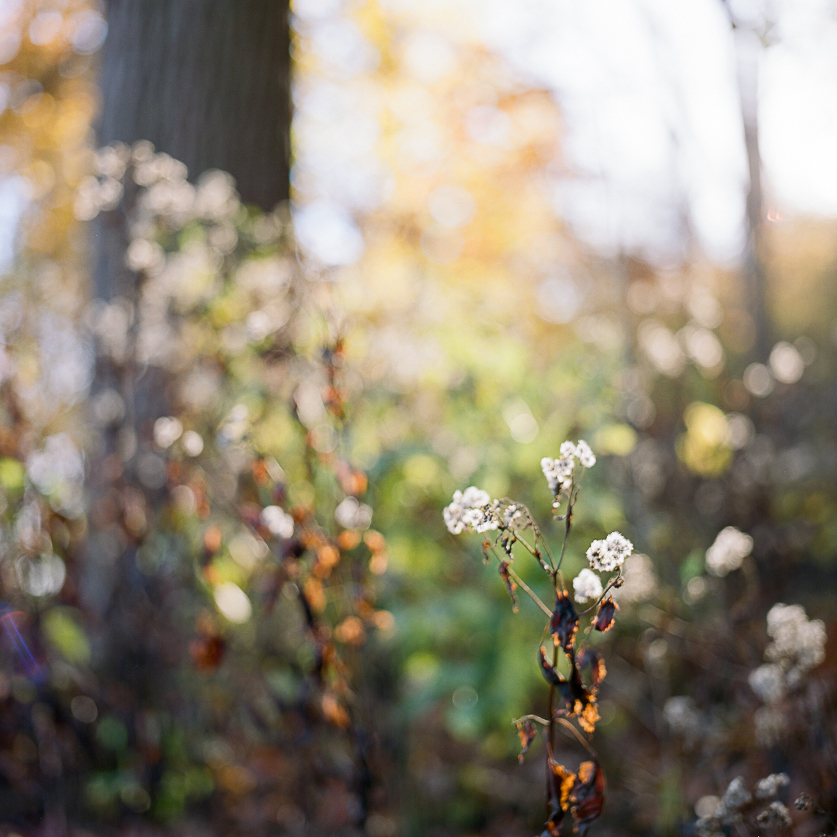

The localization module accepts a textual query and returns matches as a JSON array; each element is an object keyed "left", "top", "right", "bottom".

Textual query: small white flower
[
  {"left": 444, "top": 486, "right": 495, "bottom": 534},
  {"left": 754, "top": 773, "right": 789, "bottom": 800},
  {"left": 573, "top": 568, "right": 603, "bottom": 603},
  {"left": 756, "top": 802, "right": 792, "bottom": 829},
  {"left": 718, "top": 777, "right": 751, "bottom": 815},
  {"left": 560, "top": 440, "right": 577, "bottom": 459},
  {"left": 462, "top": 503, "right": 499, "bottom": 533},
  {"left": 502, "top": 504, "right": 523, "bottom": 528},
  {"left": 605, "top": 532, "right": 633, "bottom": 567},
  {"left": 586, "top": 532, "right": 633, "bottom": 572},
  {"left": 541, "top": 455, "right": 574, "bottom": 496},
  {"left": 575, "top": 439, "right": 596, "bottom": 468},
  {"left": 586, "top": 539, "right": 609, "bottom": 571},
  {"left": 460, "top": 486, "right": 491, "bottom": 508},
  {"left": 541, "top": 457, "right": 558, "bottom": 492},
  {"left": 705, "top": 526, "right": 753, "bottom": 577},
  {"left": 262, "top": 505, "right": 294, "bottom": 539}
]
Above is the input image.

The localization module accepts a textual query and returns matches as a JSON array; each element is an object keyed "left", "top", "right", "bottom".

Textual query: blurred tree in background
[
  {"left": 0, "top": 1, "right": 836, "bottom": 837},
  {"left": 1, "top": 2, "right": 393, "bottom": 835}
]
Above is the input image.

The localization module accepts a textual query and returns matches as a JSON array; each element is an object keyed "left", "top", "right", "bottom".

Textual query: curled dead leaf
[
  {"left": 593, "top": 596, "right": 618, "bottom": 633},
  {"left": 515, "top": 718, "right": 537, "bottom": 763},
  {"left": 550, "top": 590, "right": 579, "bottom": 652},
  {"left": 499, "top": 560, "right": 518, "bottom": 612}
]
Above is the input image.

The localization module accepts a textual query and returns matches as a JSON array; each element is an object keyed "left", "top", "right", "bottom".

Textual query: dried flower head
[
  {"left": 573, "top": 568, "right": 603, "bottom": 603},
  {"left": 717, "top": 776, "right": 751, "bottom": 817},
  {"left": 541, "top": 440, "right": 595, "bottom": 502},
  {"left": 541, "top": 454, "right": 574, "bottom": 497},
  {"left": 756, "top": 801, "right": 792, "bottom": 829},
  {"left": 575, "top": 439, "right": 596, "bottom": 468},
  {"left": 765, "top": 603, "right": 826, "bottom": 675},
  {"left": 444, "top": 486, "right": 495, "bottom": 534},
  {"left": 587, "top": 532, "right": 633, "bottom": 572},
  {"left": 754, "top": 773, "right": 790, "bottom": 800}
]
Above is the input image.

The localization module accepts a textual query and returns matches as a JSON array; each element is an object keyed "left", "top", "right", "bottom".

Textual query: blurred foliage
[
  {"left": 0, "top": 1, "right": 836, "bottom": 837},
  {"left": 1, "top": 137, "right": 398, "bottom": 833}
]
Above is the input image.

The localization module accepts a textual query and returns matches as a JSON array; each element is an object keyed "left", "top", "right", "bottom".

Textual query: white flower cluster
[
  {"left": 705, "top": 526, "right": 753, "bottom": 577},
  {"left": 750, "top": 603, "right": 826, "bottom": 700},
  {"left": 696, "top": 774, "right": 791, "bottom": 837},
  {"left": 754, "top": 773, "right": 789, "bottom": 800},
  {"left": 541, "top": 440, "right": 595, "bottom": 501},
  {"left": 443, "top": 487, "right": 498, "bottom": 535},
  {"left": 748, "top": 603, "right": 826, "bottom": 743},
  {"left": 764, "top": 603, "right": 826, "bottom": 676},
  {"left": 572, "top": 568, "right": 603, "bottom": 603},
  {"left": 756, "top": 802, "right": 792, "bottom": 829},
  {"left": 586, "top": 532, "right": 633, "bottom": 572},
  {"left": 715, "top": 777, "right": 751, "bottom": 818},
  {"left": 501, "top": 504, "right": 524, "bottom": 529}
]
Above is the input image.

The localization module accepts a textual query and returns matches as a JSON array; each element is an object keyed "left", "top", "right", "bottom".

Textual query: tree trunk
[
  {"left": 98, "top": 0, "right": 291, "bottom": 211},
  {"left": 727, "top": 13, "right": 773, "bottom": 361},
  {"left": 93, "top": 0, "right": 291, "bottom": 302},
  {"left": 83, "top": 0, "right": 292, "bottom": 711}
]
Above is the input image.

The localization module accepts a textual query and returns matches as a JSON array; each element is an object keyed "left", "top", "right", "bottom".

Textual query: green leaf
[{"left": 41, "top": 607, "right": 91, "bottom": 665}]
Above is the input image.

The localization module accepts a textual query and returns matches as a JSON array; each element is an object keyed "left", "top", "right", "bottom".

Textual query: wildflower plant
[
  {"left": 444, "top": 441, "right": 635, "bottom": 836},
  {"left": 692, "top": 773, "right": 816, "bottom": 837}
]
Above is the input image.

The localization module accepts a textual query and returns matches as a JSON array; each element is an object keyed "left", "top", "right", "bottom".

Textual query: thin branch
[
  {"left": 577, "top": 573, "right": 621, "bottom": 617},
  {"left": 529, "top": 515, "right": 556, "bottom": 570},
  {"left": 555, "top": 496, "right": 574, "bottom": 573},
  {"left": 506, "top": 564, "right": 552, "bottom": 618},
  {"left": 511, "top": 530, "right": 551, "bottom": 573},
  {"left": 484, "top": 541, "right": 552, "bottom": 617},
  {"left": 555, "top": 717, "right": 596, "bottom": 754},
  {"left": 516, "top": 713, "right": 550, "bottom": 727},
  {"left": 547, "top": 642, "right": 558, "bottom": 777}
]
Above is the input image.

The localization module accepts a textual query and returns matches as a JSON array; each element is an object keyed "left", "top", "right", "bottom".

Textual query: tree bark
[
  {"left": 83, "top": 0, "right": 292, "bottom": 694},
  {"left": 98, "top": 0, "right": 291, "bottom": 211},
  {"left": 726, "top": 10, "right": 773, "bottom": 361}
]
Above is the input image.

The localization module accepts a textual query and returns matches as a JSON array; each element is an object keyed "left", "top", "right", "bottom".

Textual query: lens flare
[{"left": 0, "top": 608, "right": 40, "bottom": 677}]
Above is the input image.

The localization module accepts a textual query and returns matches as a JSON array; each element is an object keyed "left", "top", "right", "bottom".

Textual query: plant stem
[
  {"left": 516, "top": 714, "right": 549, "bottom": 726},
  {"left": 513, "top": 531, "right": 551, "bottom": 573},
  {"left": 506, "top": 565, "right": 552, "bottom": 618},
  {"left": 555, "top": 717, "right": 596, "bottom": 754},
  {"left": 547, "top": 642, "right": 558, "bottom": 754},
  {"left": 555, "top": 494, "right": 573, "bottom": 572},
  {"left": 577, "top": 573, "right": 621, "bottom": 616}
]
